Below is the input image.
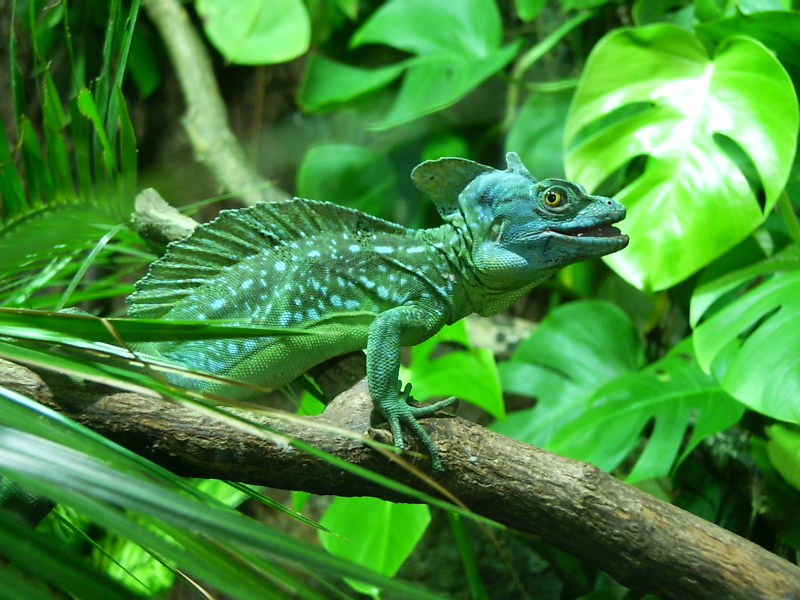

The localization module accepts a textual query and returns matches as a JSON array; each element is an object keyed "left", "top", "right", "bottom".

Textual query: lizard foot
[{"left": 380, "top": 383, "right": 458, "bottom": 476}]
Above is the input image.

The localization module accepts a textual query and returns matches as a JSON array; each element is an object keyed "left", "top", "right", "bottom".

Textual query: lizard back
[
  {"left": 129, "top": 199, "right": 409, "bottom": 318},
  {"left": 127, "top": 199, "right": 457, "bottom": 395}
]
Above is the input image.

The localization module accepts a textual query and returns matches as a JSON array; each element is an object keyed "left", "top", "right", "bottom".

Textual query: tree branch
[
  {"left": 141, "top": 0, "right": 289, "bottom": 205},
  {"left": 2, "top": 357, "right": 798, "bottom": 600}
]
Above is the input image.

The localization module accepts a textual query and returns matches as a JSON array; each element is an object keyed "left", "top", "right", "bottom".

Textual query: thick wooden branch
[{"left": 2, "top": 357, "right": 799, "bottom": 600}]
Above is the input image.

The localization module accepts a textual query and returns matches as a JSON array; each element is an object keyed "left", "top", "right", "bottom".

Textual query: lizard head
[{"left": 412, "top": 151, "right": 629, "bottom": 282}]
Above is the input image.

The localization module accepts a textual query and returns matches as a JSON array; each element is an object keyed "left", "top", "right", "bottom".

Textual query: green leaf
[
  {"left": 565, "top": 25, "right": 799, "bottom": 291},
  {"left": 76, "top": 88, "right": 117, "bottom": 176},
  {"left": 547, "top": 339, "right": 744, "bottom": 482},
  {"left": 0, "top": 308, "right": 317, "bottom": 346},
  {"left": 0, "top": 510, "right": 147, "bottom": 600},
  {"left": 0, "top": 119, "right": 26, "bottom": 220},
  {"left": 371, "top": 44, "right": 520, "bottom": 130},
  {"left": 319, "top": 497, "right": 430, "bottom": 597},
  {"left": 766, "top": 424, "right": 800, "bottom": 492},
  {"left": 689, "top": 242, "right": 800, "bottom": 327},
  {"left": 0, "top": 563, "right": 72, "bottom": 600},
  {"left": 632, "top": 0, "right": 695, "bottom": 28},
  {"left": 19, "top": 117, "right": 51, "bottom": 206},
  {"left": 0, "top": 207, "right": 145, "bottom": 308},
  {"left": 334, "top": 0, "right": 359, "bottom": 20},
  {"left": 127, "top": 25, "right": 162, "bottom": 97},
  {"left": 296, "top": 143, "right": 398, "bottom": 218},
  {"left": 697, "top": 10, "right": 800, "bottom": 85},
  {"left": 41, "top": 72, "right": 72, "bottom": 199},
  {"left": 0, "top": 393, "right": 447, "bottom": 600},
  {"left": 308, "top": 0, "right": 520, "bottom": 128},
  {"left": 352, "top": 0, "right": 501, "bottom": 56},
  {"left": 496, "top": 302, "right": 741, "bottom": 480},
  {"left": 195, "top": 0, "right": 311, "bottom": 64},
  {"left": 693, "top": 251, "right": 800, "bottom": 423},
  {"left": 507, "top": 89, "right": 573, "bottom": 179},
  {"left": 299, "top": 54, "right": 408, "bottom": 110},
  {"left": 493, "top": 301, "right": 644, "bottom": 445},
  {"left": 406, "top": 321, "right": 505, "bottom": 420},
  {"left": 116, "top": 86, "right": 138, "bottom": 218},
  {"left": 514, "top": 0, "right": 547, "bottom": 21},
  {"left": 69, "top": 96, "right": 94, "bottom": 199}
]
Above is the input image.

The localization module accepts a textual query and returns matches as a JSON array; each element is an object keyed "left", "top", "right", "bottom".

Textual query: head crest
[{"left": 411, "top": 152, "right": 531, "bottom": 219}]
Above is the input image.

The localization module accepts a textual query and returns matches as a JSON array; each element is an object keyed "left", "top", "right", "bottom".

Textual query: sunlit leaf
[
  {"left": 407, "top": 321, "right": 504, "bottom": 420},
  {"left": 565, "top": 25, "right": 799, "bottom": 291},
  {"left": 196, "top": 0, "right": 311, "bottom": 64},
  {"left": 320, "top": 496, "right": 430, "bottom": 597},
  {"left": 766, "top": 424, "right": 800, "bottom": 492}
]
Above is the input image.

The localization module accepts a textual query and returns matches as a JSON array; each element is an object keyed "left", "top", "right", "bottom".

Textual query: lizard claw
[{"left": 380, "top": 388, "right": 458, "bottom": 476}]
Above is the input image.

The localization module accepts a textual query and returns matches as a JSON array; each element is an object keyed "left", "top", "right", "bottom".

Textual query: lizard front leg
[{"left": 366, "top": 305, "right": 457, "bottom": 475}]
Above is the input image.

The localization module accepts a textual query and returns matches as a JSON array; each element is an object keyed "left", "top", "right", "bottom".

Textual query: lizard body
[{"left": 127, "top": 152, "right": 628, "bottom": 472}]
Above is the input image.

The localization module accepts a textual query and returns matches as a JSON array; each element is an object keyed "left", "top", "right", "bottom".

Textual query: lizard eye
[{"left": 544, "top": 187, "right": 566, "bottom": 208}]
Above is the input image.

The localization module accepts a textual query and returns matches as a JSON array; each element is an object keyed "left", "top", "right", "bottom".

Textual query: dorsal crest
[
  {"left": 127, "top": 199, "right": 408, "bottom": 318},
  {"left": 411, "top": 152, "right": 533, "bottom": 219}
]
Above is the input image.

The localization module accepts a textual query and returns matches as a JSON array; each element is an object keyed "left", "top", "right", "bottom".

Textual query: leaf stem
[
  {"left": 503, "top": 10, "right": 595, "bottom": 132},
  {"left": 778, "top": 190, "right": 800, "bottom": 242}
]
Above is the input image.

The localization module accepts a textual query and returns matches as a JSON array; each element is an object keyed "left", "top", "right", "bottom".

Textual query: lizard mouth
[
  {"left": 548, "top": 222, "right": 627, "bottom": 241},
  {"left": 552, "top": 223, "right": 624, "bottom": 238}
]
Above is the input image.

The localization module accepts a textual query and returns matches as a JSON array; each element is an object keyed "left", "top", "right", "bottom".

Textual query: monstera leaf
[
  {"left": 692, "top": 244, "right": 800, "bottom": 424},
  {"left": 565, "top": 25, "right": 798, "bottom": 291},
  {"left": 495, "top": 301, "right": 743, "bottom": 482}
]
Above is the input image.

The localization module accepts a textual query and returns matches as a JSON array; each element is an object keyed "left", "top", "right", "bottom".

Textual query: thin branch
[
  {"left": 132, "top": 187, "right": 198, "bottom": 244},
  {"left": 141, "top": 0, "right": 289, "bottom": 205},
  {"left": 3, "top": 357, "right": 799, "bottom": 600}
]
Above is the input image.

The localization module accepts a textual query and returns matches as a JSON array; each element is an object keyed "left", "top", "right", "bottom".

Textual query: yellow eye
[{"left": 544, "top": 188, "right": 565, "bottom": 207}]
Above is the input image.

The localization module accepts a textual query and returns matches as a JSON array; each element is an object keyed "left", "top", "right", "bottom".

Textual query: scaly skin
[{"left": 127, "top": 152, "right": 629, "bottom": 473}]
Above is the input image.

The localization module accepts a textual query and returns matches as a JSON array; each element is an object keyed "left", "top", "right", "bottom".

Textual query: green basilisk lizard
[{"left": 127, "top": 152, "right": 628, "bottom": 473}]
